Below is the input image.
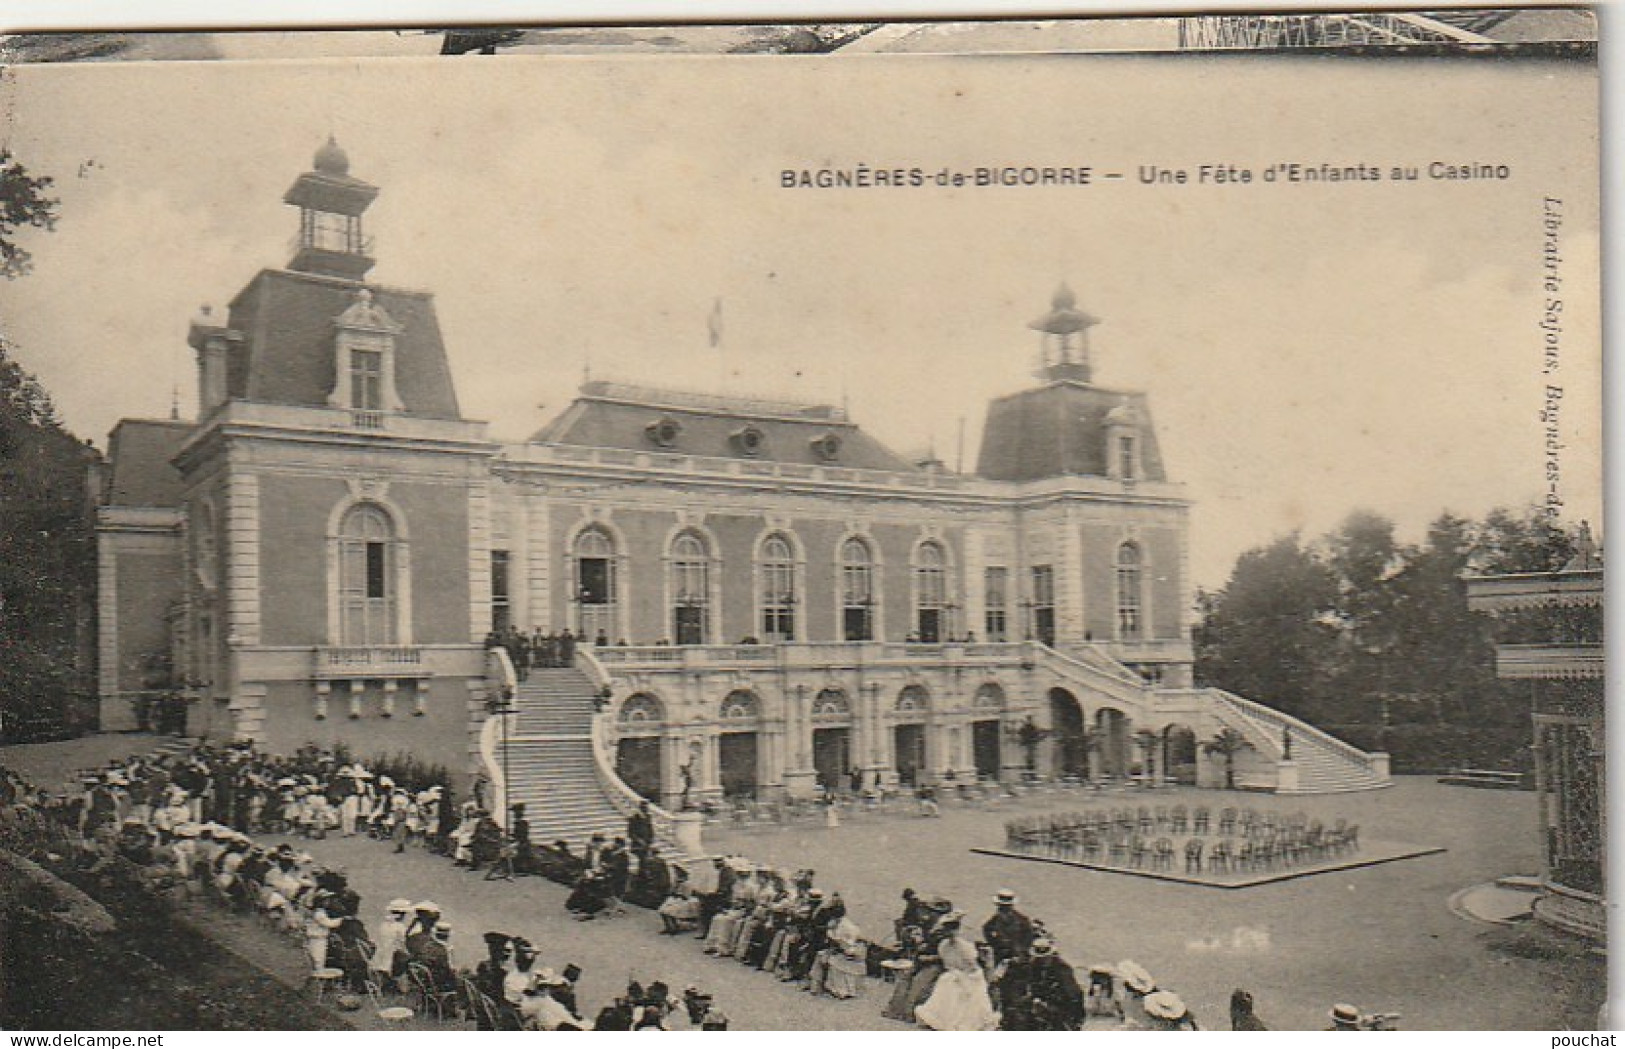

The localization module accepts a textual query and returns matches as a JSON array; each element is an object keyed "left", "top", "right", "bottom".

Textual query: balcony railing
[{"left": 313, "top": 645, "right": 428, "bottom": 678}]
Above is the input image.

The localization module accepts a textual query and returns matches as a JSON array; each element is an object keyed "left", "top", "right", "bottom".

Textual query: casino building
[{"left": 95, "top": 142, "right": 1388, "bottom": 844}]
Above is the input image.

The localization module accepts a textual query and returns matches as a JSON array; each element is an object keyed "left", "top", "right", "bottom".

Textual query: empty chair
[
  {"left": 1153, "top": 837, "right": 1175, "bottom": 870},
  {"left": 1183, "top": 837, "right": 1204, "bottom": 873},
  {"left": 1192, "top": 807, "right": 1211, "bottom": 835},
  {"left": 1154, "top": 805, "right": 1170, "bottom": 829},
  {"left": 1218, "top": 808, "right": 1237, "bottom": 835},
  {"left": 1129, "top": 837, "right": 1149, "bottom": 867},
  {"left": 1209, "top": 839, "right": 1231, "bottom": 873},
  {"left": 1170, "top": 805, "right": 1189, "bottom": 834}
]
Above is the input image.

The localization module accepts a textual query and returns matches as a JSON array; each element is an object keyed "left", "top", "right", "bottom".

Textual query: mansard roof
[
  {"left": 223, "top": 268, "right": 461, "bottom": 419},
  {"left": 976, "top": 380, "right": 1166, "bottom": 482},
  {"left": 104, "top": 418, "right": 193, "bottom": 507},
  {"left": 531, "top": 381, "right": 919, "bottom": 472}
]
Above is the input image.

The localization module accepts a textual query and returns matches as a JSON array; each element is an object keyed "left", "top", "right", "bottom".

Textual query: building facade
[{"left": 97, "top": 143, "right": 1386, "bottom": 821}]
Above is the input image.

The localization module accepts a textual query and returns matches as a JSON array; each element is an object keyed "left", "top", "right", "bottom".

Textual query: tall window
[
  {"left": 338, "top": 503, "right": 397, "bottom": 645},
  {"left": 670, "top": 532, "right": 711, "bottom": 645},
  {"left": 914, "top": 541, "right": 946, "bottom": 642},
  {"left": 1031, "top": 564, "right": 1055, "bottom": 646},
  {"left": 984, "top": 566, "right": 1008, "bottom": 642},
  {"left": 350, "top": 347, "right": 383, "bottom": 410},
  {"left": 490, "top": 550, "right": 511, "bottom": 633},
  {"left": 841, "top": 538, "right": 875, "bottom": 641},
  {"left": 1116, "top": 543, "right": 1143, "bottom": 640},
  {"left": 574, "top": 527, "right": 617, "bottom": 641},
  {"left": 759, "top": 534, "right": 796, "bottom": 642},
  {"left": 1118, "top": 435, "right": 1138, "bottom": 481}
]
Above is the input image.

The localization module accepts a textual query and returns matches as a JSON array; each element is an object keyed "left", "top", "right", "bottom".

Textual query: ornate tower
[
  {"left": 283, "top": 136, "right": 378, "bottom": 281},
  {"left": 1029, "top": 283, "right": 1099, "bottom": 384}
]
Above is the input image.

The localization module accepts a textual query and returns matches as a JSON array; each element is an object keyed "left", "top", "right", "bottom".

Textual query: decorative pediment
[{"left": 334, "top": 288, "right": 403, "bottom": 334}]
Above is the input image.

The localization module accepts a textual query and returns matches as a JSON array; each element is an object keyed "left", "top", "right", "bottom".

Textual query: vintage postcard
[{"left": 0, "top": 10, "right": 1603, "bottom": 1034}]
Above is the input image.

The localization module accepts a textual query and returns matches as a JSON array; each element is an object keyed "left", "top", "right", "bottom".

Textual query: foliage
[
  {"left": 1193, "top": 532, "right": 1339, "bottom": 721},
  {"left": 1196, "top": 506, "right": 1591, "bottom": 734},
  {"left": 0, "top": 337, "right": 97, "bottom": 736},
  {"left": 1201, "top": 727, "right": 1251, "bottom": 788},
  {"left": 0, "top": 148, "right": 59, "bottom": 281},
  {"left": 1320, "top": 722, "right": 1533, "bottom": 774}
]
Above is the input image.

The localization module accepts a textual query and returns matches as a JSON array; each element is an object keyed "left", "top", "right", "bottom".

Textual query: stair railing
[
  {"left": 580, "top": 647, "right": 685, "bottom": 849},
  {"left": 480, "top": 646, "right": 519, "bottom": 828},
  {"left": 1209, "top": 689, "right": 1384, "bottom": 775}
]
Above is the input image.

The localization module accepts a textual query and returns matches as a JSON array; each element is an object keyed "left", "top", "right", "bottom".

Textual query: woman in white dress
[{"left": 913, "top": 913, "right": 999, "bottom": 1031}]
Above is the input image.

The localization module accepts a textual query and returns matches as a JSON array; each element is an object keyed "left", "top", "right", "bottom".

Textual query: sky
[{"left": 0, "top": 50, "right": 1602, "bottom": 590}]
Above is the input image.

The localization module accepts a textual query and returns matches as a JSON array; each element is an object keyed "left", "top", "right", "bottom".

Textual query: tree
[
  {"left": 0, "top": 149, "right": 59, "bottom": 281},
  {"left": 1202, "top": 728, "right": 1252, "bottom": 790},
  {"left": 1193, "top": 533, "right": 1340, "bottom": 720},
  {"left": 1472, "top": 504, "right": 1576, "bottom": 575}
]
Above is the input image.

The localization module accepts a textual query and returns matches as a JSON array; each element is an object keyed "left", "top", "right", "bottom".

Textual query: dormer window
[
  {"left": 811, "top": 432, "right": 842, "bottom": 462},
  {"left": 1118, "top": 434, "right": 1137, "bottom": 481},
  {"left": 646, "top": 416, "right": 683, "bottom": 448},
  {"left": 1104, "top": 396, "right": 1142, "bottom": 482},
  {"left": 328, "top": 289, "right": 404, "bottom": 418},
  {"left": 732, "top": 425, "right": 767, "bottom": 457}
]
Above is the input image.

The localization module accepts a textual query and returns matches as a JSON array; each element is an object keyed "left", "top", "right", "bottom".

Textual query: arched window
[
  {"left": 720, "top": 690, "right": 760, "bottom": 721},
  {"left": 913, "top": 541, "right": 947, "bottom": 642},
  {"left": 670, "top": 531, "right": 711, "bottom": 645},
  {"left": 896, "top": 684, "right": 930, "bottom": 714},
  {"left": 1116, "top": 543, "right": 1143, "bottom": 641},
  {"left": 840, "top": 538, "right": 876, "bottom": 641},
  {"left": 812, "top": 688, "right": 851, "bottom": 720},
  {"left": 338, "top": 503, "right": 398, "bottom": 645},
  {"left": 759, "top": 534, "right": 797, "bottom": 642},
  {"left": 574, "top": 527, "right": 618, "bottom": 641},
  {"left": 619, "top": 692, "right": 665, "bottom": 725}
]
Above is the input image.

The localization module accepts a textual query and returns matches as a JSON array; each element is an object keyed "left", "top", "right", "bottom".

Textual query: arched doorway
[
  {"left": 1163, "top": 724, "right": 1198, "bottom": 785},
  {"left": 615, "top": 693, "right": 665, "bottom": 802},
  {"left": 718, "top": 690, "right": 760, "bottom": 799},
  {"left": 972, "top": 683, "right": 1005, "bottom": 781},
  {"left": 1095, "top": 706, "right": 1131, "bottom": 779},
  {"left": 811, "top": 688, "right": 854, "bottom": 793},
  {"left": 894, "top": 685, "right": 930, "bottom": 787},
  {"left": 1049, "top": 687, "right": 1087, "bottom": 777}
]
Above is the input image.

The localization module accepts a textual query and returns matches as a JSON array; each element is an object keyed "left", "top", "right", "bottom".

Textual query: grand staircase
[
  {"left": 1034, "top": 643, "right": 1389, "bottom": 794},
  {"left": 1203, "top": 689, "right": 1389, "bottom": 793},
  {"left": 498, "top": 668, "right": 631, "bottom": 847}
]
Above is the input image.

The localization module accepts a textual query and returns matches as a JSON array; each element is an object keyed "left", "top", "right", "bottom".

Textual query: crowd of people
[
  {"left": 1, "top": 743, "right": 1402, "bottom": 1032},
  {"left": 0, "top": 747, "right": 731, "bottom": 1031}
]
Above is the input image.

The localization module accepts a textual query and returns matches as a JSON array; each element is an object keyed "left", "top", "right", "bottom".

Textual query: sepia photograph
[{"left": 0, "top": 10, "right": 1604, "bottom": 1033}]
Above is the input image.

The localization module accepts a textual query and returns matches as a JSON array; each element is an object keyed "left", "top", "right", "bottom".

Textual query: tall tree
[
  {"left": 0, "top": 153, "right": 92, "bottom": 737},
  {"left": 1322, "top": 511, "right": 1403, "bottom": 718},
  {"left": 1193, "top": 532, "right": 1340, "bottom": 720}
]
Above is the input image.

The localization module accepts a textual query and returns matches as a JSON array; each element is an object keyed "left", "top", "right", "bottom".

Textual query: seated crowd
[{"left": 0, "top": 751, "right": 731, "bottom": 1031}]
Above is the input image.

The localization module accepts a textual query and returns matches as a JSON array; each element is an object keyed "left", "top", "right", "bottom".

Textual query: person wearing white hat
[
  {"left": 983, "top": 888, "right": 1036, "bottom": 966},
  {"left": 521, "top": 969, "right": 587, "bottom": 1030},
  {"left": 1144, "top": 989, "right": 1199, "bottom": 1030},
  {"left": 373, "top": 898, "right": 413, "bottom": 987},
  {"left": 1327, "top": 1002, "right": 1363, "bottom": 1031},
  {"left": 996, "top": 937, "right": 1084, "bottom": 1030},
  {"left": 1116, "top": 960, "right": 1157, "bottom": 1030}
]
